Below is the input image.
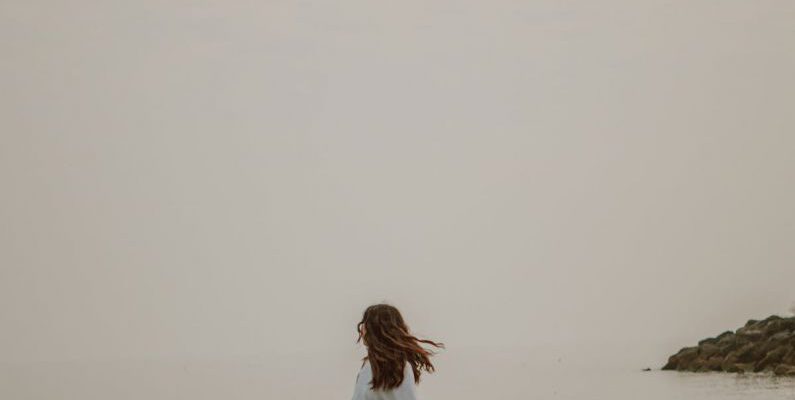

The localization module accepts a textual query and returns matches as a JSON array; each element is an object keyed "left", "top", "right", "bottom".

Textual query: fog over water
[{"left": 1, "top": 0, "right": 794, "bottom": 398}]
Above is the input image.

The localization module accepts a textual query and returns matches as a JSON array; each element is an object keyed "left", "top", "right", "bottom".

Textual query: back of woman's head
[{"left": 356, "top": 304, "right": 444, "bottom": 390}]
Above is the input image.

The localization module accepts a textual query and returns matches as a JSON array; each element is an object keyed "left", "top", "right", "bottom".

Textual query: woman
[{"left": 351, "top": 304, "right": 444, "bottom": 400}]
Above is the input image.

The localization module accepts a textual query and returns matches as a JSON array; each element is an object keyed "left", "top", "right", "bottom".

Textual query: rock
[
  {"left": 699, "top": 343, "right": 721, "bottom": 358},
  {"left": 734, "top": 363, "right": 755, "bottom": 373},
  {"left": 704, "top": 356, "right": 724, "bottom": 371},
  {"left": 723, "top": 362, "right": 755, "bottom": 373},
  {"left": 736, "top": 328, "right": 764, "bottom": 340},
  {"left": 662, "top": 346, "right": 699, "bottom": 370},
  {"left": 755, "top": 345, "right": 793, "bottom": 372},
  {"left": 663, "top": 315, "right": 795, "bottom": 374},
  {"left": 686, "top": 358, "right": 706, "bottom": 372},
  {"left": 723, "top": 363, "right": 741, "bottom": 373},
  {"left": 782, "top": 348, "right": 795, "bottom": 365},
  {"left": 733, "top": 343, "right": 760, "bottom": 363},
  {"left": 768, "top": 331, "right": 792, "bottom": 342},
  {"left": 721, "top": 354, "right": 739, "bottom": 372},
  {"left": 698, "top": 337, "right": 718, "bottom": 346},
  {"left": 774, "top": 364, "right": 795, "bottom": 376},
  {"left": 716, "top": 330, "right": 734, "bottom": 340}
]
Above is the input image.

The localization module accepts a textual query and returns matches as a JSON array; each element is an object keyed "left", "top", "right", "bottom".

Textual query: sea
[{"left": 3, "top": 349, "right": 795, "bottom": 399}]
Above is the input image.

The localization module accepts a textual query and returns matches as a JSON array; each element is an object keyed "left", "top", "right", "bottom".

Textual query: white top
[{"left": 351, "top": 361, "right": 418, "bottom": 400}]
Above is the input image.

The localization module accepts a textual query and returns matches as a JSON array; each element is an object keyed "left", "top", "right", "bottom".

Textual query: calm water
[{"left": 4, "top": 351, "right": 795, "bottom": 399}]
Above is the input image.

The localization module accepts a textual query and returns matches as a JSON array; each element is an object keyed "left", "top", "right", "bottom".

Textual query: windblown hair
[{"left": 356, "top": 304, "right": 444, "bottom": 390}]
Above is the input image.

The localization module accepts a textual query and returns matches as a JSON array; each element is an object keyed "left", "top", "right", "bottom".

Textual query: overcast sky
[{"left": 1, "top": 0, "right": 794, "bottom": 369}]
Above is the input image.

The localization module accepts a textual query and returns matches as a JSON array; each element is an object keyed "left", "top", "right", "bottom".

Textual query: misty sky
[{"left": 1, "top": 0, "right": 794, "bottom": 369}]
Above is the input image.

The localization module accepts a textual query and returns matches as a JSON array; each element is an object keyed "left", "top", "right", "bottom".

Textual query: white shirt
[{"left": 351, "top": 361, "right": 418, "bottom": 400}]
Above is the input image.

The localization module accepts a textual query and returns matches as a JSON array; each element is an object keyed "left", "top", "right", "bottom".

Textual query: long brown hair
[{"left": 356, "top": 304, "right": 444, "bottom": 390}]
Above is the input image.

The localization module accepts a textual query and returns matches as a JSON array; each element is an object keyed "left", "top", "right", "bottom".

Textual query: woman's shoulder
[
  {"left": 401, "top": 361, "right": 415, "bottom": 384},
  {"left": 357, "top": 360, "right": 373, "bottom": 379},
  {"left": 356, "top": 361, "right": 412, "bottom": 383}
]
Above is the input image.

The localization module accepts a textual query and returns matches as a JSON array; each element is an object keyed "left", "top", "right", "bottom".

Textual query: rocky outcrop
[{"left": 663, "top": 315, "right": 795, "bottom": 376}]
